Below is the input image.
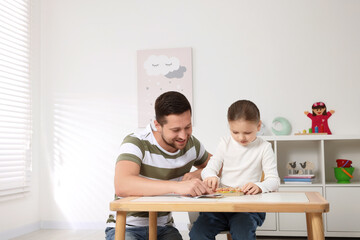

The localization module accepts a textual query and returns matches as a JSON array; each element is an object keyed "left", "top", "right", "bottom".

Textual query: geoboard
[{"left": 216, "top": 187, "right": 244, "bottom": 196}]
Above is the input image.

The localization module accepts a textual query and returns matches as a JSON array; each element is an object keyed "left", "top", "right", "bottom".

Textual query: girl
[
  {"left": 304, "top": 102, "right": 335, "bottom": 134},
  {"left": 189, "top": 100, "right": 280, "bottom": 240}
]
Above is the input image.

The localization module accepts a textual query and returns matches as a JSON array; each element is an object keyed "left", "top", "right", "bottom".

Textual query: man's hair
[
  {"left": 227, "top": 100, "right": 260, "bottom": 123},
  {"left": 155, "top": 91, "right": 192, "bottom": 125}
]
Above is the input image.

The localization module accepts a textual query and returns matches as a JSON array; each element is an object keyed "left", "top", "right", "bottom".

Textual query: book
[
  {"left": 181, "top": 193, "right": 224, "bottom": 199},
  {"left": 283, "top": 178, "right": 313, "bottom": 182},
  {"left": 284, "top": 181, "right": 312, "bottom": 184},
  {"left": 283, "top": 175, "right": 315, "bottom": 179}
]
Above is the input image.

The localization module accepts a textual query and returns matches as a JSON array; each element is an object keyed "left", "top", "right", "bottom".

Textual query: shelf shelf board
[
  {"left": 325, "top": 182, "right": 360, "bottom": 187},
  {"left": 280, "top": 183, "right": 323, "bottom": 187},
  {"left": 261, "top": 135, "right": 360, "bottom": 141}
]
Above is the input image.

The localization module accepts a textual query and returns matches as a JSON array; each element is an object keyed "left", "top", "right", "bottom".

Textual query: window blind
[{"left": 0, "top": 0, "right": 31, "bottom": 201}]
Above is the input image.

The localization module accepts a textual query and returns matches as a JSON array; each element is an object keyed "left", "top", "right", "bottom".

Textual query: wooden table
[{"left": 110, "top": 192, "right": 329, "bottom": 240}]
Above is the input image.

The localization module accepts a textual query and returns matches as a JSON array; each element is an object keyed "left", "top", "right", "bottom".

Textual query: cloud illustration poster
[{"left": 137, "top": 47, "right": 193, "bottom": 127}]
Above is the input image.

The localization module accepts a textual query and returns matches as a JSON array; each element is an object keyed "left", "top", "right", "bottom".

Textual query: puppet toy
[{"left": 304, "top": 102, "right": 335, "bottom": 134}]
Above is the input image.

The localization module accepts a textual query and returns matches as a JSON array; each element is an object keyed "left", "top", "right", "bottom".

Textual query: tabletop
[{"left": 110, "top": 191, "right": 329, "bottom": 213}]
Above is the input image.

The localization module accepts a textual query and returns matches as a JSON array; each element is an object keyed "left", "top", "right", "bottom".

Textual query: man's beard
[{"left": 161, "top": 134, "right": 187, "bottom": 150}]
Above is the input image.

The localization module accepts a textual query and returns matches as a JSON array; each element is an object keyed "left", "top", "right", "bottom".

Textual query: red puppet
[{"left": 304, "top": 102, "right": 335, "bottom": 134}]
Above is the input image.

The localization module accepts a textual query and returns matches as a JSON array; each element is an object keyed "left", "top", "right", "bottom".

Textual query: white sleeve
[
  {"left": 201, "top": 138, "right": 226, "bottom": 180},
  {"left": 255, "top": 143, "right": 280, "bottom": 193}
]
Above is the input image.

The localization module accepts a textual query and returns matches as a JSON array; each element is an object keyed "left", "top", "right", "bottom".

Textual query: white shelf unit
[{"left": 256, "top": 135, "right": 360, "bottom": 238}]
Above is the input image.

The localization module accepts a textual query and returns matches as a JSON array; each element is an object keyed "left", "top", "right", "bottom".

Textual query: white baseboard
[
  {"left": 40, "top": 221, "right": 107, "bottom": 230},
  {"left": 40, "top": 220, "right": 188, "bottom": 231},
  {"left": 0, "top": 220, "right": 188, "bottom": 240},
  {"left": 0, "top": 221, "right": 106, "bottom": 240},
  {"left": 0, "top": 222, "right": 40, "bottom": 240}
]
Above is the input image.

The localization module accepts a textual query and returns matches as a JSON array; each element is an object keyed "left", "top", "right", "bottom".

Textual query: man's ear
[
  {"left": 154, "top": 120, "right": 162, "bottom": 132},
  {"left": 257, "top": 120, "right": 262, "bottom": 131}
]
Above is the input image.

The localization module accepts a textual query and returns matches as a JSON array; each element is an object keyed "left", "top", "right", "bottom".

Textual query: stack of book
[{"left": 283, "top": 175, "right": 315, "bottom": 184}]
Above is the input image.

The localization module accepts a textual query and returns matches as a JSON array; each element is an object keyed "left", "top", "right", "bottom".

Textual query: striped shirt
[{"left": 108, "top": 124, "right": 209, "bottom": 227}]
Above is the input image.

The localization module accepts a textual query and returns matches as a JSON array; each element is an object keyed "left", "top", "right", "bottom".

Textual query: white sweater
[{"left": 201, "top": 136, "right": 280, "bottom": 193}]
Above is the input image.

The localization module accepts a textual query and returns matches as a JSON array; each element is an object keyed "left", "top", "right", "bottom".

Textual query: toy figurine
[
  {"left": 304, "top": 102, "right": 335, "bottom": 134},
  {"left": 287, "top": 161, "right": 297, "bottom": 174},
  {"left": 300, "top": 161, "right": 314, "bottom": 175}
]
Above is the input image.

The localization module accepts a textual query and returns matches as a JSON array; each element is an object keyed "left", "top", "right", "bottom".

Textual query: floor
[{"left": 9, "top": 229, "right": 358, "bottom": 240}]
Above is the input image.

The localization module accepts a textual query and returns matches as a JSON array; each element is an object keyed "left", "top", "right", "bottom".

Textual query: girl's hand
[
  {"left": 330, "top": 110, "right": 335, "bottom": 114},
  {"left": 241, "top": 182, "right": 262, "bottom": 195},
  {"left": 304, "top": 111, "right": 309, "bottom": 115},
  {"left": 203, "top": 177, "right": 219, "bottom": 191}
]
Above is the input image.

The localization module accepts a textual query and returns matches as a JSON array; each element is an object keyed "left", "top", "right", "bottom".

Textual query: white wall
[{"left": 2, "top": 0, "right": 360, "bottom": 236}]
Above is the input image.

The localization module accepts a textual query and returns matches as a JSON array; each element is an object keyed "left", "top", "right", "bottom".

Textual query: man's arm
[
  {"left": 182, "top": 153, "right": 212, "bottom": 180},
  {"left": 114, "top": 160, "right": 212, "bottom": 197}
]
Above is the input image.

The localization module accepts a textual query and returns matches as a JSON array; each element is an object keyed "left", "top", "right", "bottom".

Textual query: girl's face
[
  {"left": 313, "top": 107, "right": 326, "bottom": 116},
  {"left": 229, "top": 119, "right": 261, "bottom": 146}
]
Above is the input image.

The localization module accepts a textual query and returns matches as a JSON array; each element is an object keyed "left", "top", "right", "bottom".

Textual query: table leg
[
  {"left": 149, "top": 212, "right": 157, "bottom": 240},
  {"left": 306, "top": 212, "right": 324, "bottom": 240},
  {"left": 115, "top": 211, "right": 127, "bottom": 240},
  {"left": 306, "top": 213, "right": 313, "bottom": 240}
]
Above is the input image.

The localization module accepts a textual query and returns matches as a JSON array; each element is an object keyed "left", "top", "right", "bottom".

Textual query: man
[{"left": 105, "top": 91, "right": 212, "bottom": 240}]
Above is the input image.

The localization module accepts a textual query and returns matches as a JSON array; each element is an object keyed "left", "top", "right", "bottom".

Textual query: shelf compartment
[
  {"left": 276, "top": 140, "right": 323, "bottom": 183},
  {"left": 324, "top": 139, "right": 360, "bottom": 184}
]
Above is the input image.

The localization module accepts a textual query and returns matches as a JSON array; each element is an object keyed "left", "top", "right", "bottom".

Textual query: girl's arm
[
  {"left": 201, "top": 138, "right": 226, "bottom": 180},
  {"left": 201, "top": 155, "right": 223, "bottom": 180},
  {"left": 256, "top": 143, "right": 280, "bottom": 193}
]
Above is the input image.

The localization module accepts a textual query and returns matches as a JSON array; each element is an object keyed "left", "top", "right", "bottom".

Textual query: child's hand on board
[
  {"left": 203, "top": 177, "right": 219, "bottom": 192},
  {"left": 241, "top": 182, "right": 262, "bottom": 195}
]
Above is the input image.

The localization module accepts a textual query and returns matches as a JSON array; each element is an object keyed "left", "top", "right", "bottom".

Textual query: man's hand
[
  {"left": 241, "top": 182, "right": 262, "bottom": 195},
  {"left": 204, "top": 176, "right": 219, "bottom": 191},
  {"left": 182, "top": 169, "right": 202, "bottom": 180},
  {"left": 183, "top": 153, "right": 212, "bottom": 181},
  {"left": 176, "top": 179, "right": 213, "bottom": 197}
]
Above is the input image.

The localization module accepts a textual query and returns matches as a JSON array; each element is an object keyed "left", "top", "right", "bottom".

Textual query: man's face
[{"left": 155, "top": 110, "right": 192, "bottom": 152}]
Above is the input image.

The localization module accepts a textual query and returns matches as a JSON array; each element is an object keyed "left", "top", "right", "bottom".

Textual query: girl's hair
[
  {"left": 311, "top": 102, "right": 327, "bottom": 116},
  {"left": 227, "top": 100, "right": 260, "bottom": 123}
]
